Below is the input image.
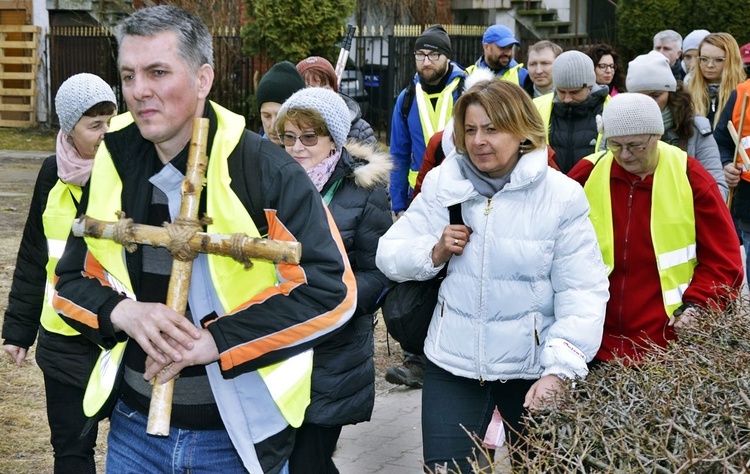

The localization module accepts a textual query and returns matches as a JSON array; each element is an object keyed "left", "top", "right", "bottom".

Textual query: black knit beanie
[
  {"left": 414, "top": 25, "right": 452, "bottom": 58},
  {"left": 256, "top": 61, "right": 306, "bottom": 110}
]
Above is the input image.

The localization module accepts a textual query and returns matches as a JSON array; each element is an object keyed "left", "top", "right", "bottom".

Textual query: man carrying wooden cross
[{"left": 52, "top": 5, "right": 356, "bottom": 474}]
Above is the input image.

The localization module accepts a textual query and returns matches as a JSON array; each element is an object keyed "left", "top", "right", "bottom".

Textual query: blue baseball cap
[{"left": 483, "top": 25, "right": 520, "bottom": 48}]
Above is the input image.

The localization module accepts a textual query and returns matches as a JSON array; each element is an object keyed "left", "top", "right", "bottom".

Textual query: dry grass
[{"left": 0, "top": 128, "right": 56, "bottom": 152}]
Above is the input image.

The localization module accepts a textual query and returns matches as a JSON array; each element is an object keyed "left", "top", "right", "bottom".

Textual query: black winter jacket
[
  {"left": 2, "top": 155, "right": 100, "bottom": 387},
  {"left": 341, "top": 93, "right": 377, "bottom": 146},
  {"left": 306, "top": 141, "right": 392, "bottom": 426},
  {"left": 549, "top": 84, "right": 609, "bottom": 174}
]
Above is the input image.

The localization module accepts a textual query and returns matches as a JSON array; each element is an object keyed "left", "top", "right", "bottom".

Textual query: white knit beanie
[
  {"left": 552, "top": 50, "right": 596, "bottom": 89},
  {"left": 683, "top": 29, "right": 710, "bottom": 52},
  {"left": 626, "top": 50, "right": 677, "bottom": 93},
  {"left": 602, "top": 93, "right": 664, "bottom": 141},
  {"left": 277, "top": 87, "right": 351, "bottom": 149},
  {"left": 55, "top": 73, "right": 116, "bottom": 135}
]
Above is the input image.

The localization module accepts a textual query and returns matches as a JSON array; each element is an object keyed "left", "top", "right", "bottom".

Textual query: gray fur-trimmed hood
[{"left": 343, "top": 140, "right": 393, "bottom": 189}]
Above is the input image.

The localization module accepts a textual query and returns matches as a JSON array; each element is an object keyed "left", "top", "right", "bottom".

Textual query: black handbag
[{"left": 381, "top": 203, "right": 463, "bottom": 355}]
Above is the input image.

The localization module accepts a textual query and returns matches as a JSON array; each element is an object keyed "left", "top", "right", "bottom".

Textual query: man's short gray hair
[
  {"left": 653, "top": 30, "right": 682, "bottom": 47},
  {"left": 115, "top": 5, "right": 214, "bottom": 72}
]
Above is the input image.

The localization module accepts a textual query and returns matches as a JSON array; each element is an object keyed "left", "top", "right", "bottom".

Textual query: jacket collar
[{"left": 433, "top": 148, "right": 548, "bottom": 206}]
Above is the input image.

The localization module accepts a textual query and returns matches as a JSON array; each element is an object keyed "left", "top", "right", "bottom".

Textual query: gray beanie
[
  {"left": 683, "top": 29, "right": 710, "bottom": 52},
  {"left": 55, "top": 73, "right": 116, "bottom": 135},
  {"left": 626, "top": 50, "right": 677, "bottom": 93},
  {"left": 277, "top": 87, "right": 351, "bottom": 149},
  {"left": 601, "top": 93, "right": 664, "bottom": 141},
  {"left": 553, "top": 50, "right": 596, "bottom": 89}
]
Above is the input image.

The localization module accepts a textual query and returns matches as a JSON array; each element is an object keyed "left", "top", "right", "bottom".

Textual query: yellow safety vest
[
  {"left": 81, "top": 104, "right": 312, "bottom": 426},
  {"left": 41, "top": 180, "right": 82, "bottom": 336},
  {"left": 583, "top": 141, "right": 697, "bottom": 317},
  {"left": 410, "top": 76, "right": 462, "bottom": 188},
  {"left": 466, "top": 63, "right": 523, "bottom": 85},
  {"left": 533, "top": 93, "right": 609, "bottom": 153}
]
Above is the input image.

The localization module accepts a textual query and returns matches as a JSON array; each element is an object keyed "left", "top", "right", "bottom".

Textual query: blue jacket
[{"left": 389, "top": 62, "right": 466, "bottom": 213}]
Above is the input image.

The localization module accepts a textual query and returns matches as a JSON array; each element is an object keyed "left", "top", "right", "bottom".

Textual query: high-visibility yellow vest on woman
[
  {"left": 80, "top": 106, "right": 312, "bottom": 430},
  {"left": 583, "top": 141, "right": 697, "bottom": 317},
  {"left": 40, "top": 181, "right": 82, "bottom": 336},
  {"left": 533, "top": 92, "right": 610, "bottom": 153}
]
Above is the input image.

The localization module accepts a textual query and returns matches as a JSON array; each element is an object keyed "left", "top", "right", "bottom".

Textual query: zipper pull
[
  {"left": 484, "top": 198, "right": 493, "bottom": 216},
  {"left": 534, "top": 328, "right": 540, "bottom": 346}
]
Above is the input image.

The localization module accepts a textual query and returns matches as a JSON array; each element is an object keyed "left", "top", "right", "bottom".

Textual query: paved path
[{"left": 334, "top": 386, "right": 424, "bottom": 473}]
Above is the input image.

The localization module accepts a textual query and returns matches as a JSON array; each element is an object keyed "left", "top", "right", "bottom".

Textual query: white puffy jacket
[{"left": 376, "top": 148, "right": 609, "bottom": 381}]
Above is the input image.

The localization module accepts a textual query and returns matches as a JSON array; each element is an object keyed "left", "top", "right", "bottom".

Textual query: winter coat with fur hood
[{"left": 305, "top": 140, "right": 393, "bottom": 426}]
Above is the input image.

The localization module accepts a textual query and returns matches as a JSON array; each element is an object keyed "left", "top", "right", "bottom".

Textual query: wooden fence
[{"left": 0, "top": 25, "right": 40, "bottom": 128}]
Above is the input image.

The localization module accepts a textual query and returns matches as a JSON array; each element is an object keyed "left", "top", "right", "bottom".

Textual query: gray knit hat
[
  {"left": 626, "top": 50, "right": 677, "bottom": 93},
  {"left": 277, "top": 87, "right": 351, "bottom": 149},
  {"left": 601, "top": 93, "right": 664, "bottom": 141},
  {"left": 683, "top": 29, "right": 710, "bottom": 52},
  {"left": 552, "top": 50, "right": 596, "bottom": 89},
  {"left": 55, "top": 73, "right": 116, "bottom": 135}
]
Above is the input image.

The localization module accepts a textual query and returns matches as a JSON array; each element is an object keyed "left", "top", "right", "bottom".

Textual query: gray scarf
[{"left": 458, "top": 155, "right": 513, "bottom": 198}]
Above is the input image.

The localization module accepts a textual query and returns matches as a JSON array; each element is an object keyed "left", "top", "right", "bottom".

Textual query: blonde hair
[
  {"left": 688, "top": 32, "right": 746, "bottom": 128},
  {"left": 453, "top": 79, "right": 546, "bottom": 155},
  {"left": 274, "top": 107, "right": 330, "bottom": 139}
]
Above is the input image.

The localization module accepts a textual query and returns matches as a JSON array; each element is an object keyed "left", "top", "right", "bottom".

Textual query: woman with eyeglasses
[
  {"left": 626, "top": 51, "right": 727, "bottom": 200},
  {"left": 569, "top": 93, "right": 742, "bottom": 367},
  {"left": 377, "top": 77, "right": 609, "bottom": 471},
  {"left": 688, "top": 32, "right": 746, "bottom": 128},
  {"left": 587, "top": 43, "right": 625, "bottom": 96},
  {"left": 275, "top": 87, "right": 392, "bottom": 474}
]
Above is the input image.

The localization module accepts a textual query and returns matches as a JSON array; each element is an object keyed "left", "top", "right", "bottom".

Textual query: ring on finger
[{"left": 453, "top": 238, "right": 459, "bottom": 245}]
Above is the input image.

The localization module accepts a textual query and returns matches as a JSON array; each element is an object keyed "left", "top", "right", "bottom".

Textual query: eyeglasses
[
  {"left": 414, "top": 51, "right": 442, "bottom": 62},
  {"left": 699, "top": 56, "right": 726, "bottom": 66},
  {"left": 596, "top": 64, "right": 616, "bottom": 71},
  {"left": 281, "top": 133, "right": 319, "bottom": 147},
  {"left": 607, "top": 135, "right": 654, "bottom": 154}
]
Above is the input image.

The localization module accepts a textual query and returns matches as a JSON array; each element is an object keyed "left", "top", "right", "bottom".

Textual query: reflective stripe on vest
[
  {"left": 41, "top": 180, "right": 82, "bottom": 336},
  {"left": 414, "top": 76, "right": 461, "bottom": 152},
  {"left": 583, "top": 141, "right": 697, "bottom": 317},
  {"left": 533, "top": 93, "right": 609, "bottom": 152},
  {"left": 82, "top": 104, "right": 312, "bottom": 426},
  {"left": 465, "top": 63, "right": 521, "bottom": 85}
]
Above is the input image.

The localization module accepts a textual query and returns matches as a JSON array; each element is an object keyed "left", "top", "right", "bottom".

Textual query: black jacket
[
  {"left": 549, "top": 84, "right": 609, "bottom": 174},
  {"left": 306, "top": 141, "right": 392, "bottom": 426},
  {"left": 341, "top": 93, "right": 377, "bottom": 146},
  {"left": 2, "top": 155, "right": 100, "bottom": 387}
]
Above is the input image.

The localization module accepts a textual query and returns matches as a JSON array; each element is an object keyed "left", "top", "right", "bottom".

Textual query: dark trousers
[
  {"left": 288, "top": 423, "right": 342, "bottom": 474},
  {"left": 43, "top": 373, "right": 98, "bottom": 474},
  {"left": 421, "top": 359, "right": 534, "bottom": 473}
]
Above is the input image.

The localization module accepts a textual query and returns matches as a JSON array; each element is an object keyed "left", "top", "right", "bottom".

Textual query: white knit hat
[
  {"left": 626, "top": 51, "right": 677, "bottom": 93},
  {"left": 601, "top": 93, "right": 664, "bottom": 141},
  {"left": 277, "top": 87, "right": 351, "bottom": 150},
  {"left": 55, "top": 73, "right": 116, "bottom": 135},
  {"left": 683, "top": 29, "right": 710, "bottom": 52},
  {"left": 552, "top": 50, "right": 596, "bottom": 89}
]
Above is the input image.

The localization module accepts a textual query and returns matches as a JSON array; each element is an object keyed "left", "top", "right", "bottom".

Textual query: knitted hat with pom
[
  {"left": 278, "top": 87, "right": 351, "bottom": 149},
  {"left": 55, "top": 73, "right": 116, "bottom": 135}
]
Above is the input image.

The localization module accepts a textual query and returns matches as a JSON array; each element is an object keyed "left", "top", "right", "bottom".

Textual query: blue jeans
[
  {"left": 107, "top": 400, "right": 290, "bottom": 474},
  {"left": 421, "top": 360, "right": 535, "bottom": 472}
]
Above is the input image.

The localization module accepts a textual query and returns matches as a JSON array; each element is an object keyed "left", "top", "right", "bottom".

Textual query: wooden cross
[{"left": 72, "top": 118, "right": 301, "bottom": 436}]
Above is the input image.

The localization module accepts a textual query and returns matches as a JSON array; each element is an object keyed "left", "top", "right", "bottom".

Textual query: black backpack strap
[
  {"left": 448, "top": 202, "right": 463, "bottom": 225},
  {"left": 401, "top": 82, "right": 415, "bottom": 124}
]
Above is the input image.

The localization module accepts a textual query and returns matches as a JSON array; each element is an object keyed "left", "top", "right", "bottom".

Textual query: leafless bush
[{"left": 512, "top": 299, "right": 750, "bottom": 473}]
